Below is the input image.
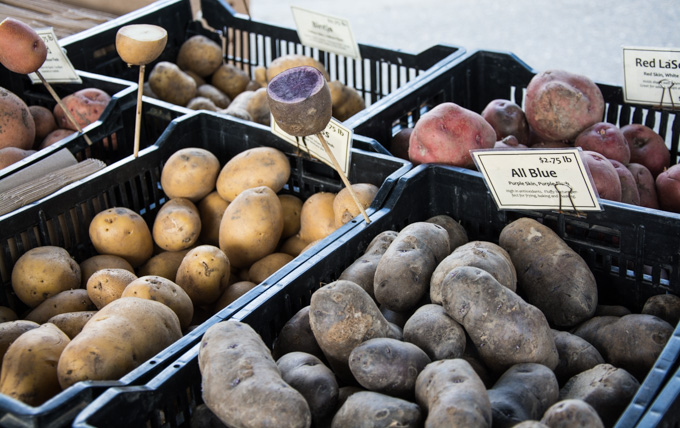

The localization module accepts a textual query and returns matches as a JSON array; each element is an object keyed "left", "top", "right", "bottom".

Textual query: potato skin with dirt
[
  {"left": 89, "top": 207, "right": 154, "bottom": 268},
  {"left": 331, "top": 391, "right": 422, "bottom": 428},
  {"left": 198, "top": 321, "right": 312, "bottom": 428},
  {"left": 0, "top": 87, "right": 36, "bottom": 150},
  {"left": 338, "top": 231, "right": 398, "bottom": 299},
  {"left": 402, "top": 303, "right": 466, "bottom": 361},
  {"left": 498, "top": 217, "right": 598, "bottom": 327}
]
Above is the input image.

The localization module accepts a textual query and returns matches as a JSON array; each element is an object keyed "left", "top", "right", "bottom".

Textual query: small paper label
[
  {"left": 271, "top": 116, "right": 353, "bottom": 176},
  {"left": 28, "top": 28, "right": 82, "bottom": 84},
  {"left": 290, "top": 6, "right": 361, "bottom": 60},
  {"left": 623, "top": 46, "right": 680, "bottom": 107},
  {"left": 472, "top": 148, "right": 602, "bottom": 212}
]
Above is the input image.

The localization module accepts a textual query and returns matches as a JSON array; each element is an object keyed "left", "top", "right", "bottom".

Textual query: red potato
[
  {"left": 627, "top": 163, "right": 660, "bottom": 209},
  {"left": 408, "top": 102, "right": 496, "bottom": 168},
  {"left": 655, "top": 163, "right": 680, "bottom": 213},
  {"left": 621, "top": 124, "right": 671, "bottom": 178},
  {"left": 581, "top": 150, "right": 622, "bottom": 202},
  {"left": 38, "top": 129, "right": 76, "bottom": 150},
  {"left": 494, "top": 135, "right": 528, "bottom": 150},
  {"left": 609, "top": 159, "right": 640, "bottom": 206},
  {"left": 29, "top": 105, "right": 57, "bottom": 144},
  {"left": 0, "top": 147, "right": 35, "bottom": 169},
  {"left": 481, "top": 99, "right": 530, "bottom": 146},
  {"left": 53, "top": 88, "right": 111, "bottom": 131},
  {"left": 0, "top": 87, "right": 35, "bottom": 150},
  {"left": 0, "top": 18, "right": 47, "bottom": 74},
  {"left": 574, "top": 122, "right": 630, "bottom": 164},
  {"left": 524, "top": 69, "right": 605, "bottom": 142},
  {"left": 389, "top": 127, "right": 412, "bottom": 160}
]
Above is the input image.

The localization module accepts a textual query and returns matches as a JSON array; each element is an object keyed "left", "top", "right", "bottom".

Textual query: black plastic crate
[
  {"left": 72, "top": 164, "right": 680, "bottom": 428},
  {"left": 0, "top": 110, "right": 410, "bottom": 427},
  {"left": 0, "top": 68, "right": 191, "bottom": 184},
  {"left": 57, "top": 0, "right": 464, "bottom": 152},
  {"left": 346, "top": 49, "right": 680, "bottom": 165}
]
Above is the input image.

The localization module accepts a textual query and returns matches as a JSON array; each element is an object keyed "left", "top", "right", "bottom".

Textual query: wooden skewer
[
  {"left": 35, "top": 70, "right": 94, "bottom": 146},
  {"left": 133, "top": 65, "right": 145, "bottom": 158},
  {"left": 315, "top": 132, "right": 371, "bottom": 224}
]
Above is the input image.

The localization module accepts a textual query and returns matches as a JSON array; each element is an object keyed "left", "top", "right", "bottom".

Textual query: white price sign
[
  {"left": 472, "top": 148, "right": 602, "bottom": 212},
  {"left": 290, "top": 7, "right": 361, "bottom": 60},
  {"left": 623, "top": 46, "right": 680, "bottom": 108},
  {"left": 271, "top": 116, "right": 353, "bottom": 176},
  {"left": 28, "top": 28, "right": 81, "bottom": 84}
]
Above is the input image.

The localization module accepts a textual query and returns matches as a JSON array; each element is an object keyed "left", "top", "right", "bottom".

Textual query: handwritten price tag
[
  {"left": 271, "top": 116, "right": 353, "bottom": 176},
  {"left": 28, "top": 28, "right": 81, "bottom": 84}
]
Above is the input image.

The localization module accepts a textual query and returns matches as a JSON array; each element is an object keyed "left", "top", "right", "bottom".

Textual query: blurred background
[{"left": 245, "top": 0, "right": 680, "bottom": 87}]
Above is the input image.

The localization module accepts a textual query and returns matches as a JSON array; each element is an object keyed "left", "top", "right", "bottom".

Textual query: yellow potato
[
  {"left": 89, "top": 207, "right": 154, "bottom": 268},
  {"left": 266, "top": 54, "right": 330, "bottom": 82},
  {"left": 198, "top": 191, "right": 230, "bottom": 247},
  {"left": 46, "top": 311, "right": 97, "bottom": 339},
  {"left": 115, "top": 24, "right": 167, "bottom": 66},
  {"left": 0, "top": 323, "right": 70, "bottom": 406},
  {"left": 279, "top": 194, "right": 303, "bottom": 239},
  {"left": 160, "top": 147, "right": 221, "bottom": 202},
  {"left": 299, "top": 192, "right": 337, "bottom": 243},
  {"left": 329, "top": 80, "right": 366, "bottom": 121},
  {"left": 148, "top": 61, "right": 197, "bottom": 106},
  {"left": 24, "top": 289, "right": 96, "bottom": 324},
  {"left": 219, "top": 186, "right": 284, "bottom": 269},
  {"left": 214, "top": 281, "right": 258, "bottom": 312},
  {"left": 248, "top": 252, "right": 294, "bottom": 284},
  {"left": 196, "top": 84, "right": 231, "bottom": 109},
  {"left": 79, "top": 254, "right": 134, "bottom": 288},
  {"left": 57, "top": 297, "right": 182, "bottom": 388},
  {"left": 333, "top": 183, "right": 378, "bottom": 228},
  {"left": 0, "top": 306, "right": 17, "bottom": 323},
  {"left": 279, "top": 234, "right": 311, "bottom": 257},
  {"left": 175, "top": 245, "right": 231, "bottom": 307},
  {"left": 11, "top": 246, "right": 81, "bottom": 308},
  {"left": 176, "top": 35, "right": 223, "bottom": 78},
  {"left": 152, "top": 198, "right": 202, "bottom": 252},
  {"left": 216, "top": 147, "right": 291, "bottom": 202},
  {"left": 121, "top": 276, "right": 193, "bottom": 331},
  {"left": 0, "top": 320, "right": 40, "bottom": 368},
  {"left": 136, "top": 249, "right": 190, "bottom": 282},
  {"left": 211, "top": 63, "right": 250, "bottom": 100},
  {"left": 86, "top": 268, "right": 138, "bottom": 309}
]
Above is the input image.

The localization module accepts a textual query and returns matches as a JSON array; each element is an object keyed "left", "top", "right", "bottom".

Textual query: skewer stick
[
  {"left": 315, "top": 132, "right": 370, "bottom": 224},
  {"left": 133, "top": 65, "right": 145, "bottom": 158},
  {"left": 35, "top": 70, "right": 94, "bottom": 146}
]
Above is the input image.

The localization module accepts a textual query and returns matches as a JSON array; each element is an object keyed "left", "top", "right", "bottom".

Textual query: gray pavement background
[{"left": 247, "top": 0, "right": 680, "bottom": 87}]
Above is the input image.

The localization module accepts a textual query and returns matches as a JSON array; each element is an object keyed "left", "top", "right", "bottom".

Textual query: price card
[
  {"left": 290, "top": 6, "right": 361, "bottom": 60},
  {"left": 623, "top": 46, "right": 680, "bottom": 108},
  {"left": 28, "top": 28, "right": 81, "bottom": 84},
  {"left": 271, "top": 116, "right": 353, "bottom": 176},
  {"left": 472, "top": 148, "right": 602, "bottom": 212}
]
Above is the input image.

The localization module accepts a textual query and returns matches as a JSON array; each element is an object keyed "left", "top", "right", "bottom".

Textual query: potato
[
  {"left": 408, "top": 102, "right": 496, "bottom": 168},
  {"left": 272, "top": 306, "right": 324, "bottom": 361},
  {"left": 540, "top": 399, "right": 604, "bottom": 428},
  {"left": 441, "top": 266, "right": 559, "bottom": 373},
  {"left": 425, "top": 214, "right": 468, "bottom": 251},
  {"left": 331, "top": 391, "right": 422, "bottom": 428},
  {"left": 572, "top": 313, "right": 673, "bottom": 382},
  {"left": 24, "top": 289, "right": 95, "bottom": 324},
  {"left": 149, "top": 61, "right": 197, "bottom": 106},
  {"left": 243, "top": 87, "right": 270, "bottom": 125},
  {"left": 265, "top": 54, "right": 330, "bottom": 83},
  {"left": 333, "top": 183, "right": 378, "bottom": 228},
  {"left": 415, "top": 358, "right": 492, "bottom": 427},
  {"left": 309, "top": 280, "right": 400, "bottom": 381},
  {"left": 174, "top": 245, "right": 230, "bottom": 307},
  {"left": 121, "top": 275, "right": 193, "bottom": 331},
  {"left": 373, "top": 222, "right": 450, "bottom": 312},
  {"left": 488, "top": 363, "right": 559, "bottom": 428},
  {"left": 211, "top": 63, "right": 250, "bottom": 100},
  {"left": 329, "top": 80, "right": 365, "bottom": 122},
  {"left": 524, "top": 69, "right": 605, "bottom": 141},
  {"left": 402, "top": 303, "right": 466, "bottom": 361},
  {"left": 0, "top": 147, "right": 35, "bottom": 170},
  {"left": 89, "top": 207, "right": 154, "bottom": 268},
  {"left": 187, "top": 96, "right": 219, "bottom": 111},
  {"left": 559, "top": 363, "right": 639, "bottom": 427},
  {"left": 248, "top": 252, "right": 294, "bottom": 284},
  {"left": 298, "top": 192, "right": 337, "bottom": 244},
  {"left": 642, "top": 293, "right": 680, "bottom": 326},
  {"left": 0, "top": 323, "right": 70, "bottom": 406},
  {"left": 198, "top": 321, "right": 312, "bottom": 428},
  {"left": 152, "top": 198, "right": 202, "bottom": 252},
  {"left": 481, "top": 99, "right": 531, "bottom": 146},
  {"left": 53, "top": 88, "right": 111, "bottom": 131},
  {"left": 0, "top": 87, "right": 36, "bottom": 150},
  {"left": 160, "top": 147, "right": 220, "bottom": 202},
  {"left": 348, "top": 337, "right": 431, "bottom": 397},
  {"left": 0, "top": 320, "right": 40, "bottom": 365},
  {"left": 621, "top": 123, "right": 670, "bottom": 178},
  {"left": 278, "top": 194, "right": 303, "bottom": 239},
  {"left": 218, "top": 186, "right": 283, "bottom": 269},
  {"left": 176, "top": 35, "right": 223, "bottom": 78},
  {"left": 574, "top": 122, "right": 631, "bottom": 164},
  {"left": 79, "top": 254, "right": 134, "bottom": 288},
  {"left": 627, "top": 163, "right": 660, "bottom": 209},
  {"left": 430, "top": 240, "right": 517, "bottom": 305},
  {"left": 656, "top": 163, "right": 680, "bottom": 213},
  {"left": 213, "top": 280, "right": 257, "bottom": 313},
  {"left": 277, "top": 351, "right": 339, "bottom": 423},
  {"left": 86, "top": 268, "right": 138, "bottom": 309},
  {"left": 39, "top": 128, "right": 76, "bottom": 150},
  {"left": 198, "top": 191, "right": 229, "bottom": 247},
  {"left": 610, "top": 159, "right": 641, "bottom": 205},
  {"left": 29, "top": 105, "right": 57, "bottom": 143},
  {"left": 196, "top": 84, "right": 231, "bottom": 109},
  {"left": 338, "top": 230, "right": 398, "bottom": 298},
  {"left": 595, "top": 305, "right": 632, "bottom": 317},
  {"left": 136, "top": 249, "right": 189, "bottom": 282},
  {"left": 115, "top": 24, "right": 167, "bottom": 66},
  {"left": 215, "top": 146, "right": 290, "bottom": 202},
  {"left": 57, "top": 297, "right": 182, "bottom": 388},
  {"left": 46, "top": 311, "right": 97, "bottom": 339},
  {"left": 279, "top": 233, "right": 312, "bottom": 257},
  {"left": 11, "top": 245, "right": 81, "bottom": 308},
  {"left": 0, "top": 17, "right": 47, "bottom": 74},
  {"left": 498, "top": 217, "right": 598, "bottom": 327},
  {"left": 389, "top": 127, "right": 412, "bottom": 160},
  {"left": 551, "top": 329, "right": 605, "bottom": 386},
  {"left": 0, "top": 307, "right": 17, "bottom": 323},
  {"left": 580, "top": 150, "right": 623, "bottom": 201}
]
